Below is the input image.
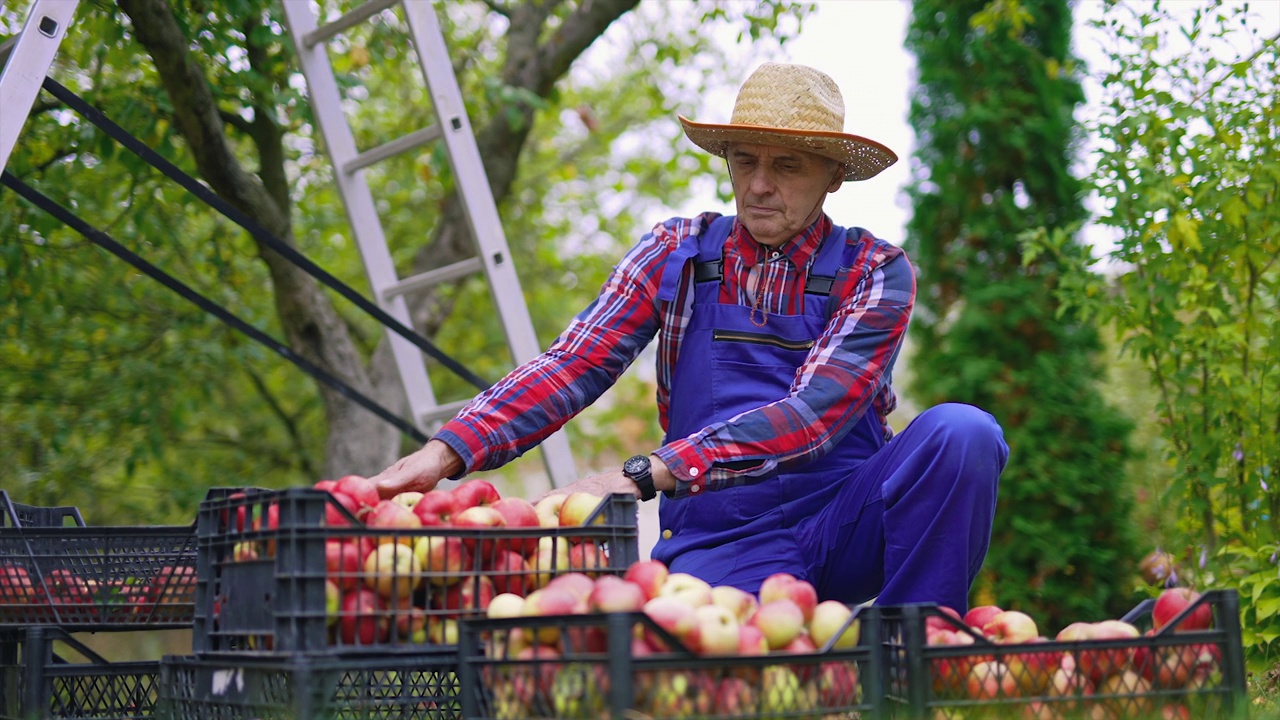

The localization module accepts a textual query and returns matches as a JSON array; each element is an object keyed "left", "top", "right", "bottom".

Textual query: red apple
[
  {"left": 451, "top": 479, "right": 500, "bottom": 510},
  {"left": 643, "top": 595, "right": 700, "bottom": 652},
  {"left": 490, "top": 497, "right": 541, "bottom": 556},
  {"left": 1152, "top": 587, "right": 1213, "bottom": 633},
  {"left": 623, "top": 559, "right": 669, "bottom": 601},
  {"left": 436, "top": 575, "right": 496, "bottom": 618},
  {"left": 814, "top": 661, "right": 859, "bottom": 707},
  {"left": 453, "top": 504, "right": 506, "bottom": 560},
  {"left": 588, "top": 575, "right": 647, "bottom": 613},
  {"left": 365, "top": 499, "right": 422, "bottom": 546},
  {"left": 363, "top": 542, "right": 422, "bottom": 600},
  {"left": 0, "top": 563, "right": 37, "bottom": 604},
  {"left": 1005, "top": 637, "right": 1062, "bottom": 694},
  {"left": 758, "top": 573, "right": 818, "bottom": 624},
  {"left": 545, "top": 572, "right": 595, "bottom": 606},
  {"left": 325, "top": 539, "right": 364, "bottom": 591},
  {"left": 738, "top": 623, "right": 770, "bottom": 655},
  {"left": 567, "top": 542, "right": 607, "bottom": 577},
  {"left": 323, "top": 490, "right": 362, "bottom": 527},
  {"left": 522, "top": 586, "right": 582, "bottom": 645},
  {"left": 484, "top": 549, "right": 532, "bottom": 596},
  {"left": 709, "top": 584, "right": 758, "bottom": 625},
  {"left": 413, "top": 490, "right": 459, "bottom": 526},
  {"left": 338, "top": 588, "right": 388, "bottom": 646},
  {"left": 925, "top": 605, "right": 965, "bottom": 637},
  {"left": 393, "top": 603, "right": 428, "bottom": 644},
  {"left": 927, "top": 629, "right": 979, "bottom": 696},
  {"left": 333, "top": 475, "right": 380, "bottom": 517},
  {"left": 557, "top": 492, "right": 605, "bottom": 527},
  {"left": 963, "top": 604, "right": 1003, "bottom": 631}
]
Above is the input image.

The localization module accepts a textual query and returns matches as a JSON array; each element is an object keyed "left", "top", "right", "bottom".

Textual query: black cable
[
  {"left": 2, "top": 170, "right": 430, "bottom": 444},
  {"left": 39, "top": 77, "right": 493, "bottom": 392}
]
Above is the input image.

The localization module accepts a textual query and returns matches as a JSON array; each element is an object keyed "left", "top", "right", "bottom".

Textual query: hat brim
[{"left": 679, "top": 115, "right": 898, "bottom": 182}]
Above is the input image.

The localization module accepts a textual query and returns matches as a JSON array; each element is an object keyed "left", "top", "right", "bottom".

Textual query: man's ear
[{"left": 827, "top": 164, "right": 845, "bottom": 192}]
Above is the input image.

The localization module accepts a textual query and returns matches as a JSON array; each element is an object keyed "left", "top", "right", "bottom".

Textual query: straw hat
[{"left": 679, "top": 63, "right": 897, "bottom": 182}]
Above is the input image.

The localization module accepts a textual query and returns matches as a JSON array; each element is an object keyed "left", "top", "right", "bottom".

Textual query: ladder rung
[
  {"left": 343, "top": 125, "right": 442, "bottom": 174},
  {"left": 418, "top": 399, "right": 471, "bottom": 426},
  {"left": 303, "top": 0, "right": 399, "bottom": 49},
  {"left": 383, "top": 258, "right": 484, "bottom": 301}
]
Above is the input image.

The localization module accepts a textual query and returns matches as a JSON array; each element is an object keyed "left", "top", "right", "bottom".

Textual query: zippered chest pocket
[{"left": 712, "top": 329, "right": 815, "bottom": 352}]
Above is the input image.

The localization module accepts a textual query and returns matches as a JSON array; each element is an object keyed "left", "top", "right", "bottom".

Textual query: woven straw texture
[{"left": 680, "top": 63, "right": 897, "bottom": 181}]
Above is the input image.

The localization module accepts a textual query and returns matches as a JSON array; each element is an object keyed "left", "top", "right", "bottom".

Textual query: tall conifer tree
[{"left": 904, "top": 0, "right": 1136, "bottom": 623}]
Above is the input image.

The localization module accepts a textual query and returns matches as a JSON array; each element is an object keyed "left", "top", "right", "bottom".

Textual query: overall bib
[{"left": 650, "top": 216, "right": 886, "bottom": 593}]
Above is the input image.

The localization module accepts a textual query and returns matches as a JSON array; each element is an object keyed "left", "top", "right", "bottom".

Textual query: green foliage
[
  {"left": 1022, "top": 0, "right": 1280, "bottom": 665},
  {"left": 905, "top": 0, "right": 1138, "bottom": 627},
  {"left": 0, "top": 1, "right": 812, "bottom": 518}
]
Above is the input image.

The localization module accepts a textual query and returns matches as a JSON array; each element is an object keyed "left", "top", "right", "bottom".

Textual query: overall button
[{"left": 661, "top": 529, "right": 673, "bottom": 539}]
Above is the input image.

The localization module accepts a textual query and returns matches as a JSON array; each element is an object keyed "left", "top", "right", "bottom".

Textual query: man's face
[{"left": 727, "top": 143, "right": 843, "bottom": 247}]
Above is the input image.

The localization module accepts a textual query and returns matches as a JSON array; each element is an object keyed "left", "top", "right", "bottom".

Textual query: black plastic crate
[
  {"left": 0, "top": 494, "right": 198, "bottom": 630},
  {"left": 155, "top": 649, "right": 460, "bottom": 720},
  {"left": 880, "top": 588, "right": 1247, "bottom": 719},
  {"left": 0, "top": 626, "right": 159, "bottom": 720},
  {"left": 457, "top": 607, "right": 881, "bottom": 719},
  {"left": 192, "top": 488, "right": 639, "bottom": 653}
]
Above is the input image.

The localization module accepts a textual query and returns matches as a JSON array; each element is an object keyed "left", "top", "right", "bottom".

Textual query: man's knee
[{"left": 912, "top": 402, "right": 1007, "bottom": 459}]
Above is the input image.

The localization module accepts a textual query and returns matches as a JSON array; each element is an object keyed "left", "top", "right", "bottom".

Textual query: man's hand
[
  {"left": 370, "top": 439, "right": 464, "bottom": 499},
  {"left": 532, "top": 470, "right": 640, "bottom": 504}
]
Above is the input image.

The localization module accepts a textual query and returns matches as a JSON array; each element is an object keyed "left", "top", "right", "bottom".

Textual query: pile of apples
[
  {"left": 924, "top": 586, "right": 1222, "bottom": 719},
  {"left": 0, "top": 561, "right": 196, "bottom": 623},
  {"left": 222, "top": 476, "right": 617, "bottom": 648},
  {"left": 479, "top": 560, "right": 865, "bottom": 719}
]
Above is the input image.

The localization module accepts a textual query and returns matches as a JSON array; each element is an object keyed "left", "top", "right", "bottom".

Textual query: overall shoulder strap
[{"left": 657, "top": 215, "right": 732, "bottom": 303}]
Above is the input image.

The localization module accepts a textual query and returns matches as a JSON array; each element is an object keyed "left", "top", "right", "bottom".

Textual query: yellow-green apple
[
  {"left": 643, "top": 595, "right": 700, "bottom": 652},
  {"left": 809, "top": 600, "right": 860, "bottom": 650},
  {"left": 334, "top": 475, "right": 380, "bottom": 517},
  {"left": 338, "top": 588, "right": 388, "bottom": 646},
  {"left": 363, "top": 542, "right": 422, "bottom": 600},
  {"left": 693, "top": 603, "right": 740, "bottom": 655},
  {"left": 365, "top": 499, "right": 422, "bottom": 546},
  {"left": 588, "top": 575, "right": 647, "bottom": 613},
  {"left": 567, "top": 542, "right": 607, "bottom": 577},
  {"left": 532, "top": 536, "right": 571, "bottom": 588},
  {"left": 927, "top": 629, "right": 978, "bottom": 696},
  {"left": 551, "top": 663, "right": 608, "bottom": 718},
  {"left": 522, "top": 586, "right": 582, "bottom": 645},
  {"left": 1153, "top": 587, "right": 1212, "bottom": 632},
  {"left": 427, "top": 616, "right": 459, "bottom": 645},
  {"left": 451, "top": 479, "right": 501, "bottom": 510},
  {"left": 1005, "top": 638, "right": 1062, "bottom": 694},
  {"left": 325, "top": 540, "right": 364, "bottom": 591},
  {"left": 453, "top": 504, "right": 506, "bottom": 560},
  {"left": 534, "top": 495, "right": 567, "bottom": 528},
  {"left": 963, "top": 604, "right": 1004, "bottom": 632},
  {"left": 391, "top": 491, "right": 424, "bottom": 509},
  {"left": 413, "top": 490, "right": 459, "bottom": 526},
  {"left": 436, "top": 575, "right": 496, "bottom": 618},
  {"left": 710, "top": 584, "right": 758, "bottom": 625},
  {"left": 982, "top": 610, "right": 1039, "bottom": 644},
  {"left": 1097, "top": 669, "right": 1154, "bottom": 717},
  {"left": 484, "top": 549, "right": 532, "bottom": 596},
  {"left": 490, "top": 497, "right": 540, "bottom": 556},
  {"left": 412, "top": 535, "right": 471, "bottom": 586},
  {"left": 750, "top": 599, "right": 806, "bottom": 650},
  {"left": 659, "top": 573, "right": 713, "bottom": 608},
  {"left": 966, "top": 659, "right": 1019, "bottom": 700},
  {"left": 232, "top": 541, "right": 259, "bottom": 562},
  {"left": 623, "top": 559, "right": 669, "bottom": 601},
  {"left": 325, "top": 579, "right": 340, "bottom": 627},
  {"left": 760, "top": 666, "right": 808, "bottom": 715},
  {"left": 558, "top": 492, "right": 606, "bottom": 526},
  {"left": 488, "top": 592, "right": 527, "bottom": 619},
  {"left": 759, "top": 573, "right": 819, "bottom": 624},
  {"left": 1045, "top": 665, "right": 1093, "bottom": 710}
]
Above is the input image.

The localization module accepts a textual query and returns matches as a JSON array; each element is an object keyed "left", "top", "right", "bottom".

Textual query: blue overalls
[{"left": 649, "top": 216, "right": 1007, "bottom": 613}]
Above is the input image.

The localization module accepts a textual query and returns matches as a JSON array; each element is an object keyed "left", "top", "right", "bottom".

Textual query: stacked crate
[
  {"left": 0, "top": 491, "right": 198, "bottom": 720},
  {"left": 155, "top": 487, "right": 639, "bottom": 719}
]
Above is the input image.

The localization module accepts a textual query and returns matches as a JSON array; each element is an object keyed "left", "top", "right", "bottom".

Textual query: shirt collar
[{"left": 730, "top": 214, "right": 833, "bottom": 269}]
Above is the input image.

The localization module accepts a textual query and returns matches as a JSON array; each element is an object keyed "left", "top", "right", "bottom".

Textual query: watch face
[{"left": 623, "top": 455, "right": 649, "bottom": 477}]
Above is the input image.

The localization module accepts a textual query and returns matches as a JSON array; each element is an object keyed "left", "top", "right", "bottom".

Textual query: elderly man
[{"left": 372, "top": 63, "right": 1008, "bottom": 613}]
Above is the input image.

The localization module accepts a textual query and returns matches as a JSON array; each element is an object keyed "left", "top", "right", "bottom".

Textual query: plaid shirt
[{"left": 435, "top": 212, "right": 915, "bottom": 498}]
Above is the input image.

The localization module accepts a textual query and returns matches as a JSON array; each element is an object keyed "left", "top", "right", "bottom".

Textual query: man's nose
[{"left": 747, "top": 167, "right": 777, "bottom": 195}]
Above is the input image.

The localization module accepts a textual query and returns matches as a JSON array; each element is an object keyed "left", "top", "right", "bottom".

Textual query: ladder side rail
[
  {"left": 280, "top": 0, "right": 440, "bottom": 432},
  {"left": 401, "top": 0, "right": 577, "bottom": 488},
  {"left": 0, "top": 0, "right": 80, "bottom": 175}
]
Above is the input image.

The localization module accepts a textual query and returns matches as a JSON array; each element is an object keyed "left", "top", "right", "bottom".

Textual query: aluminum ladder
[{"left": 1, "top": 0, "right": 578, "bottom": 491}]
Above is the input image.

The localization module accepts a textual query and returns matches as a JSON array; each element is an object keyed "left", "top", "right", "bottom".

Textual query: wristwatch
[{"left": 623, "top": 454, "right": 658, "bottom": 501}]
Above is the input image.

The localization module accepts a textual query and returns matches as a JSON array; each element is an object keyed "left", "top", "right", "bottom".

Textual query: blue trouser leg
[{"left": 807, "top": 403, "right": 1008, "bottom": 614}]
